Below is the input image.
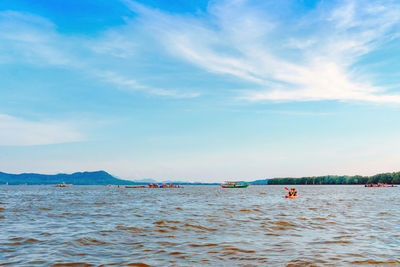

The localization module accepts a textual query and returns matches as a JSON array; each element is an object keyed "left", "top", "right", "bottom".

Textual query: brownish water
[{"left": 1, "top": 185, "right": 399, "bottom": 266}]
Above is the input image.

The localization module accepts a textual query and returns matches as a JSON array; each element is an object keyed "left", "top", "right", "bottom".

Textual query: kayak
[
  {"left": 220, "top": 184, "right": 249, "bottom": 188},
  {"left": 285, "top": 195, "right": 299, "bottom": 198}
]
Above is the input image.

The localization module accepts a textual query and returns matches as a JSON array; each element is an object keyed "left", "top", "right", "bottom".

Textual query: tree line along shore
[{"left": 267, "top": 172, "right": 400, "bottom": 185}]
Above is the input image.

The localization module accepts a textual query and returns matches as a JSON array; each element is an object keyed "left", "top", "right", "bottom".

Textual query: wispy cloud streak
[
  {"left": 1, "top": 1, "right": 400, "bottom": 103},
  {"left": 95, "top": 70, "right": 201, "bottom": 98},
  {"left": 125, "top": 0, "right": 400, "bottom": 103},
  {"left": 0, "top": 10, "right": 199, "bottom": 99}
]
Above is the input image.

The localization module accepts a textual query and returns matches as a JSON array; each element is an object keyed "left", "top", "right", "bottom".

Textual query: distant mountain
[
  {"left": 248, "top": 178, "right": 269, "bottom": 185},
  {"left": 0, "top": 171, "right": 143, "bottom": 185}
]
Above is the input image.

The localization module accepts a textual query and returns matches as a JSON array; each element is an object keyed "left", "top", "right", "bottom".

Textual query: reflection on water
[{"left": 1, "top": 185, "right": 399, "bottom": 266}]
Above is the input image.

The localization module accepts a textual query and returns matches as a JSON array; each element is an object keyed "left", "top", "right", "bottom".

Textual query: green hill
[{"left": 0, "top": 170, "right": 140, "bottom": 185}]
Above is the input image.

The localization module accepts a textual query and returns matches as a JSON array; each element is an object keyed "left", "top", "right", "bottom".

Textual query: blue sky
[{"left": 1, "top": 0, "right": 400, "bottom": 182}]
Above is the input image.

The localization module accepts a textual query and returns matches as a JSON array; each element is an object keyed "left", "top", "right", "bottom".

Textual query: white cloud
[
  {"left": 1, "top": 1, "right": 400, "bottom": 103},
  {"left": 125, "top": 0, "right": 400, "bottom": 103},
  {"left": 0, "top": 10, "right": 199, "bottom": 99},
  {"left": 0, "top": 11, "right": 73, "bottom": 66},
  {"left": 95, "top": 70, "right": 201, "bottom": 98},
  {"left": 0, "top": 114, "right": 84, "bottom": 146},
  {"left": 90, "top": 31, "right": 138, "bottom": 59}
]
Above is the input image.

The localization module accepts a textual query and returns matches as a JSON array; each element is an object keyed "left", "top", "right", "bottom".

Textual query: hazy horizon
[{"left": 1, "top": 169, "right": 398, "bottom": 184}]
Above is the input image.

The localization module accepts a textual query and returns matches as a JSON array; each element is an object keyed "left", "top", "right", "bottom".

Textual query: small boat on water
[
  {"left": 285, "top": 195, "right": 299, "bottom": 199},
  {"left": 56, "top": 184, "right": 72, "bottom": 187},
  {"left": 125, "top": 185, "right": 147, "bottom": 188},
  {"left": 220, "top": 181, "right": 249, "bottom": 188},
  {"left": 364, "top": 183, "right": 396, "bottom": 187},
  {"left": 125, "top": 183, "right": 182, "bottom": 189}
]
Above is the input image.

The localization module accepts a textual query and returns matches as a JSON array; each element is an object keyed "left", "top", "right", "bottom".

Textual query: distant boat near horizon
[
  {"left": 56, "top": 184, "right": 72, "bottom": 187},
  {"left": 125, "top": 183, "right": 182, "bottom": 189},
  {"left": 364, "top": 183, "right": 397, "bottom": 187},
  {"left": 220, "top": 181, "right": 249, "bottom": 188}
]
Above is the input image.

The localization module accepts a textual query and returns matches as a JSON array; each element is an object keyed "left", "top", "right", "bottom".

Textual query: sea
[{"left": 1, "top": 185, "right": 399, "bottom": 266}]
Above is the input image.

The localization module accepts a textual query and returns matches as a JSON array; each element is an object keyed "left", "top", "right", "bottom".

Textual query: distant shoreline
[
  {"left": 1, "top": 170, "right": 399, "bottom": 185},
  {"left": 267, "top": 172, "right": 400, "bottom": 185}
]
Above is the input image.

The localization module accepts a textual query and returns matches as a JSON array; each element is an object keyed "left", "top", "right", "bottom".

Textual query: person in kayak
[{"left": 289, "top": 188, "right": 297, "bottom": 196}]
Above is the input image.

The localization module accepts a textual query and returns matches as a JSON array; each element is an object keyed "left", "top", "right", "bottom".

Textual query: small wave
[
  {"left": 270, "top": 226, "right": 288, "bottom": 230},
  {"left": 157, "top": 241, "right": 178, "bottom": 246},
  {"left": 52, "top": 262, "right": 93, "bottom": 267},
  {"left": 155, "top": 229, "right": 169, "bottom": 233},
  {"left": 99, "top": 230, "right": 118, "bottom": 233},
  {"left": 351, "top": 259, "right": 399, "bottom": 264},
  {"left": 311, "top": 240, "right": 352, "bottom": 244},
  {"left": 168, "top": 251, "right": 184, "bottom": 255},
  {"left": 287, "top": 259, "right": 326, "bottom": 266},
  {"left": 7, "top": 237, "right": 40, "bottom": 245},
  {"left": 94, "top": 202, "right": 113, "bottom": 205},
  {"left": 227, "top": 247, "right": 256, "bottom": 254},
  {"left": 0, "top": 262, "right": 15, "bottom": 266},
  {"left": 220, "top": 246, "right": 256, "bottom": 255},
  {"left": 153, "top": 220, "right": 181, "bottom": 225},
  {"left": 23, "top": 238, "right": 39, "bottom": 244},
  {"left": 269, "top": 221, "right": 297, "bottom": 230},
  {"left": 188, "top": 243, "right": 219, "bottom": 247},
  {"left": 126, "top": 263, "right": 151, "bottom": 267},
  {"left": 312, "top": 217, "right": 327, "bottom": 221},
  {"left": 182, "top": 223, "right": 217, "bottom": 232},
  {"left": 264, "top": 232, "right": 280, "bottom": 236},
  {"left": 115, "top": 226, "right": 145, "bottom": 232},
  {"left": 228, "top": 256, "right": 268, "bottom": 261},
  {"left": 273, "top": 221, "right": 297, "bottom": 226},
  {"left": 39, "top": 232, "right": 52, "bottom": 236},
  {"left": 74, "top": 238, "right": 109, "bottom": 246},
  {"left": 326, "top": 240, "right": 352, "bottom": 244}
]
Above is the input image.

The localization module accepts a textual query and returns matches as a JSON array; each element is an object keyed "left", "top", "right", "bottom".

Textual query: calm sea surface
[{"left": 1, "top": 185, "right": 399, "bottom": 266}]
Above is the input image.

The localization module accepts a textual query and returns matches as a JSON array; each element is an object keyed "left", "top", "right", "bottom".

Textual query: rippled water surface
[{"left": 1, "top": 185, "right": 400, "bottom": 266}]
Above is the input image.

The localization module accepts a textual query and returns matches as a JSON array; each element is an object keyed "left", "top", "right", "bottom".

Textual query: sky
[{"left": 1, "top": 0, "right": 400, "bottom": 182}]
